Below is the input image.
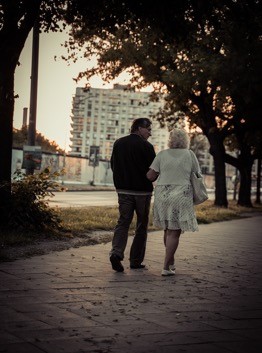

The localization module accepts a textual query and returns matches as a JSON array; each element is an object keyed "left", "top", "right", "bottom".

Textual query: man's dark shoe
[
  {"left": 110, "top": 254, "right": 124, "bottom": 272},
  {"left": 130, "top": 264, "right": 146, "bottom": 269}
]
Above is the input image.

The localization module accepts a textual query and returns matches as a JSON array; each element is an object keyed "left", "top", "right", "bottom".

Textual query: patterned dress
[{"left": 150, "top": 149, "right": 199, "bottom": 233}]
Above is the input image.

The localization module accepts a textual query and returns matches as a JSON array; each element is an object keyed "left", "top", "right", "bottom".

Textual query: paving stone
[
  {"left": 215, "top": 339, "right": 261, "bottom": 353},
  {"left": 0, "top": 342, "right": 46, "bottom": 353},
  {"left": 0, "top": 215, "right": 262, "bottom": 352},
  {"left": 0, "top": 330, "right": 24, "bottom": 344}
]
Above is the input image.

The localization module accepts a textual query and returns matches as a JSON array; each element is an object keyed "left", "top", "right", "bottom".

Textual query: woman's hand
[{"left": 146, "top": 168, "right": 159, "bottom": 182}]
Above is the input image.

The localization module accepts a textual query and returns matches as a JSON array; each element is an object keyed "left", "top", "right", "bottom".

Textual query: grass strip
[{"left": 1, "top": 200, "right": 261, "bottom": 248}]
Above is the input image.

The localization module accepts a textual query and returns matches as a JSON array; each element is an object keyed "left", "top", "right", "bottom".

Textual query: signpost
[
  {"left": 89, "top": 146, "right": 100, "bottom": 185},
  {"left": 22, "top": 145, "right": 42, "bottom": 175}
]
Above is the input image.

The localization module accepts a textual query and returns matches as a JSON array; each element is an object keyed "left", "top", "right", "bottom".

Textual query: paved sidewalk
[{"left": 0, "top": 216, "right": 262, "bottom": 353}]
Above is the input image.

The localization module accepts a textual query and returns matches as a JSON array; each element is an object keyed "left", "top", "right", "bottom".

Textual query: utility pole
[
  {"left": 28, "top": 20, "right": 39, "bottom": 146},
  {"left": 22, "top": 107, "right": 28, "bottom": 128},
  {"left": 26, "top": 20, "right": 39, "bottom": 175}
]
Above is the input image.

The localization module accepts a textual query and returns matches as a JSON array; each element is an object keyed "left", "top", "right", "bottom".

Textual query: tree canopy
[{"left": 65, "top": 0, "right": 262, "bottom": 207}]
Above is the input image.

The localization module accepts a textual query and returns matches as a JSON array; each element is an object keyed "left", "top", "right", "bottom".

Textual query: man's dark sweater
[{"left": 110, "top": 133, "right": 156, "bottom": 193}]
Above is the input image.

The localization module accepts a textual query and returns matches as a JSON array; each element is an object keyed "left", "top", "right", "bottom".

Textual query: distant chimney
[{"left": 22, "top": 107, "right": 28, "bottom": 128}]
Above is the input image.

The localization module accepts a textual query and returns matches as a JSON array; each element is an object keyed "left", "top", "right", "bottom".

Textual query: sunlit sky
[{"left": 14, "top": 29, "right": 131, "bottom": 152}]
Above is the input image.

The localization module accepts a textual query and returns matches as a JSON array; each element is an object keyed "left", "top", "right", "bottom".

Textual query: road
[
  {"left": 48, "top": 190, "right": 118, "bottom": 207},
  {"left": 48, "top": 189, "right": 216, "bottom": 208}
]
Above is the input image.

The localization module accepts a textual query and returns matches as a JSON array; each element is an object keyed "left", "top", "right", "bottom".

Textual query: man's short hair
[{"left": 130, "top": 118, "right": 152, "bottom": 133}]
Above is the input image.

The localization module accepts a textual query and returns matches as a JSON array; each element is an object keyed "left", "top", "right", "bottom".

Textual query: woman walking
[{"left": 147, "top": 128, "right": 201, "bottom": 276}]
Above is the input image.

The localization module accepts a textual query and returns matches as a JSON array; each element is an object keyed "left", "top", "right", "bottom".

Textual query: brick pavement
[{"left": 0, "top": 215, "right": 262, "bottom": 353}]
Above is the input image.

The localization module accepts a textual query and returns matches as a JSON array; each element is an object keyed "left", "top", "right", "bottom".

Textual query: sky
[{"left": 14, "top": 29, "right": 131, "bottom": 152}]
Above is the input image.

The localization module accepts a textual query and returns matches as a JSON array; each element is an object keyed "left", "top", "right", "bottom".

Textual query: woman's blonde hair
[{"left": 168, "top": 128, "right": 190, "bottom": 149}]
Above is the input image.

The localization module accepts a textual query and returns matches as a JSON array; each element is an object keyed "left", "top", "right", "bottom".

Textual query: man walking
[{"left": 110, "top": 118, "right": 156, "bottom": 272}]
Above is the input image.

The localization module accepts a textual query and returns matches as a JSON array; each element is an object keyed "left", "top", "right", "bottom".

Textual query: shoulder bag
[
  {"left": 191, "top": 171, "right": 208, "bottom": 205},
  {"left": 190, "top": 151, "right": 208, "bottom": 205}
]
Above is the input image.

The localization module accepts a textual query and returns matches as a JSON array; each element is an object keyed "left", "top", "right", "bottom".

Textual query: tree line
[{"left": 13, "top": 127, "right": 65, "bottom": 154}]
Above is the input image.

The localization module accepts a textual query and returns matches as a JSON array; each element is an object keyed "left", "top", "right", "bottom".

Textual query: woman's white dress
[{"left": 150, "top": 148, "right": 199, "bottom": 233}]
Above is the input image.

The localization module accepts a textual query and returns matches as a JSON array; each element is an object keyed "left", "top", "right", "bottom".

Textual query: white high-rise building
[
  {"left": 69, "top": 85, "right": 169, "bottom": 160},
  {"left": 69, "top": 85, "right": 259, "bottom": 192}
]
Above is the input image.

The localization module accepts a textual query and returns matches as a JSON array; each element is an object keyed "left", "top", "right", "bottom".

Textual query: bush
[{"left": 5, "top": 169, "right": 64, "bottom": 232}]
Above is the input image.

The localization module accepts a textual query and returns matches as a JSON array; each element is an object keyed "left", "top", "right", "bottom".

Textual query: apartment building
[
  {"left": 68, "top": 84, "right": 259, "bottom": 190},
  {"left": 69, "top": 84, "right": 169, "bottom": 160}
]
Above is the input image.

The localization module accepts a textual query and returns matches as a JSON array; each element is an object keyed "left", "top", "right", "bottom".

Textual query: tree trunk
[
  {"left": 238, "top": 165, "right": 253, "bottom": 207},
  {"left": 0, "top": 29, "right": 34, "bottom": 226},
  {"left": 208, "top": 131, "right": 228, "bottom": 207},
  {"left": 212, "top": 149, "right": 228, "bottom": 207},
  {"left": 255, "top": 158, "right": 261, "bottom": 204},
  {"left": 237, "top": 149, "right": 253, "bottom": 207},
  {"left": 0, "top": 61, "right": 15, "bottom": 224}
]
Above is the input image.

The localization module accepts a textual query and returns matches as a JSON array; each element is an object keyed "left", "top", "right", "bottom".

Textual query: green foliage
[{"left": 3, "top": 169, "right": 64, "bottom": 232}]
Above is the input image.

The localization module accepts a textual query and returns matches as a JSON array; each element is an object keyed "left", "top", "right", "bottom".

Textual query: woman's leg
[
  {"left": 163, "top": 230, "right": 167, "bottom": 246},
  {"left": 163, "top": 229, "right": 181, "bottom": 270},
  {"left": 163, "top": 230, "right": 174, "bottom": 268}
]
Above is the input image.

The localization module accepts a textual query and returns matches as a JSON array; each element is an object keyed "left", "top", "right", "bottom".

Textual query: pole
[
  {"left": 28, "top": 20, "right": 39, "bottom": 146},
  {"left": 92, "top": 165, "right": 96, "bottom": 185},
  {"left": 26, "top": 20, "right": 39, "bottom": 175},
  {"left": 22, "top": 107, "right": 28, "bottom": 128}
]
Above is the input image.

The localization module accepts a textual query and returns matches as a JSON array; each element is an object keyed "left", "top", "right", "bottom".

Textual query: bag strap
[{"left": 189, "top": 149, "right": 198, "bottom": 173}]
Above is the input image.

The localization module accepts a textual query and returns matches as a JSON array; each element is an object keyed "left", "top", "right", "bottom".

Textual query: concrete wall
[
  {"left": 12, "top": 149, "right": 114, "bottom": 186},
  {"left": 13, "top": 148, "right": 245, "bottom": 191}
]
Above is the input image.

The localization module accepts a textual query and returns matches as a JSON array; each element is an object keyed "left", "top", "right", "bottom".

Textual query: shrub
[{"left": 5, "top": 168, "right": 64, "bottom": 232}]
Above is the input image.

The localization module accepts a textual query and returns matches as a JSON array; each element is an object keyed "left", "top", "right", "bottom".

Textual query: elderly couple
[{"left": 109, "top": 118, "right": 201, "bottom": 276}]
